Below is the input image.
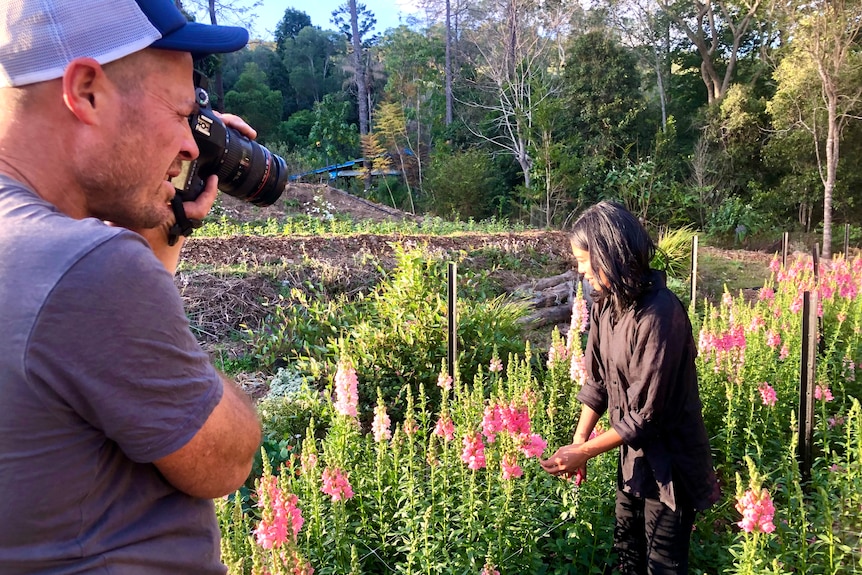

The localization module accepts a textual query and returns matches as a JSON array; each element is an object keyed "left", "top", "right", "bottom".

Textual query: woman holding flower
[{"left": 540, "top": 201, "right": 720, "bottom": 574}]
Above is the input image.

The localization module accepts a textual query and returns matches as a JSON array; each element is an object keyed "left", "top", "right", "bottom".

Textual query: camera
[{"left": 171, "top": 82, "right": 288, "bottom": 207}]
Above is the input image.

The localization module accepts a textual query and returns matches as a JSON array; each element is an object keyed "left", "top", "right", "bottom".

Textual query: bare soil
[{"left": 176, "top": 185, "right": 776, "bottom": 360}]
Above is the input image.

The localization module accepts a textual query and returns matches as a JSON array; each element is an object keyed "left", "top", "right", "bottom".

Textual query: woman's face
[{"left": 572, "top": 247, "right": 607, "bottom": 291}]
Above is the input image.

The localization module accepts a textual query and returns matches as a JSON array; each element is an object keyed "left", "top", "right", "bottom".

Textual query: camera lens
[{"left": 215, "top": 128, "right": 288, "bottom": 207}]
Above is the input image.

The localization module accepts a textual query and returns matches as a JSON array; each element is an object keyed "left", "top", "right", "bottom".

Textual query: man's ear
[{"left": 61, "top": 57, "right": 110, "bottom": 125}]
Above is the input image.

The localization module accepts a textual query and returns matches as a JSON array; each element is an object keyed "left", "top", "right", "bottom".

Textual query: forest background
[{"left": 178, "top": 0, "right": 862, "bottom": 255}]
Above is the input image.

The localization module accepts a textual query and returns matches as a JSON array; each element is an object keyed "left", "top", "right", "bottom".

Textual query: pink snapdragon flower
[
  {"left": 321, "top": 467, "right": 354, "bottom": 502},
  {"left": 843, "top": 356, "right": 856, "bottom": 382},
  {"left": 481, "top": 405, "right": 504, "bottom": 443},
  {"left": 372, "top": 403, "right": 392, "bottom": 443},
  {"left": 547, "top": 340, "right": 570, "bottom": 367},
  {"left": 433, "top": 415, "right": 455, "bottom": 442},
  {"left": 333, "top": 359, "right": 359, "bottom": 418},
  {"left": 758, "top": 286, "right": 775, "bottom": 302},
  {"left": 758, "top": 382, "right": 777, "bottom": 407},
  {"left": 779, "top": 345, "right": 789, "bottom": 361},
  {"left": 254, "top": 476, "right": 304, "bottom": 549},
  {"left": 735, "top": 488, "right": 776, "bottom": 534},
  {"left": 480, "top": 563, "right": 501, "bottom": 575},
  {"left": 815, "top": 384, "right": 834, "bottom": 402},
  {"left": 501, "top": 454, "right": 523, "bottom": 480},
  {"left": 460, "top": 433, "right": 486, "bottom": 470},
  {"left": 765, "top": 330, "right": 781, "bottom": 349},
  {"left": 437, "top": 371, "right": 453, "bottom": 391},
  {"left": 519, "top": 433, "right": 547, "bottom": 459},
  {"left": 500, "top": 404, "right": 531, "bottom": 436},
  {"left": 769, "top": 257, "right": 781, "bottom": 274},
  {"left": 489, "top": 357, "right": 503, "bottom": 373},
  {"left": 569, "top": 294, "right": 589, "bottom": 335},
  {"left": 570, "top": 351, "right": 587, "bottom": 386}
]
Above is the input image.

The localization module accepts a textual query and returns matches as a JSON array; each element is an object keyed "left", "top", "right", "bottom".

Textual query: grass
[{"left": 695, "top": 249, "right": 773, "bottom": 304}]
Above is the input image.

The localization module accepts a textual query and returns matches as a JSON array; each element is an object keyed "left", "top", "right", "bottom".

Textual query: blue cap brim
[{"left": 151, "top": 21, "right": 248, "bottom": 54}]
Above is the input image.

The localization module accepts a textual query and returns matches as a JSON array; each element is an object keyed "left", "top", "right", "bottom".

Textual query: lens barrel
[{"left": 214, "top": 127, "right": 288, "bottom": 207}]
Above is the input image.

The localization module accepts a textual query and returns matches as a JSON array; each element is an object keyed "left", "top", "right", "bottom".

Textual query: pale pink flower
[
  {"left": 321, "top": 467, "right": 354, "bottom": 502},
  {"left": 254, "top": 475, "right": 304, "bottom": 549},
  {"left": 722, "top": 292, "right": 733, "bottom": 307},
  {"left": 748, "top": 316, "right": 765, "bottom": 332},
  {"left": 735, "top": 488, "right": 776, "bottom": 533},
  {"left": 765, "top": 330, "right": 781, "bottom": 349},
  {"left": 843, "top": 356, "right": 856, "bottom": 382},
  {"left": 501, "top": 454, "right": 523, "bottom": 480},
  {"left": 779, "top": 345, "right": 789, "bottom": 361},
  {"left": 433, "top": 415, "right": 455, "bottom": 442},
  {"left": 758, "top": 382, "right": 777, "bottom": 407},
  {"left": 301, "top": 452, "right": 318, "bottom": 475},
  {"left": 814, "top": 385, "right": 834, "bottom": 402},
  {"left": 437, "top": 371, "right": 453, "bottom": 391},
  {"left": 481, "top": 405, "right": 504, "bottom": 443},
  {"left": 547, "top": 341, "right": 570, "bottom": 367},
  {"left": 570, "top": 351, "right": 587, "bottom": 386},
  {"left": 518, "top": 433, "right": 547, "bottom": 459},
  {"left": 829, "top": 416, "right": 845, "bottom": 428},
  {"left": 569, "top": 294, "right": 589, "bottom": 336},
  {"left": 758, "top": 286, "right": 775, "bottom": 302},
  {"left": 460, "top": 433, "right": 486, "bottom": 470},
  {"left": 372, "top": 403, "right": 392, "bottom": 443},
  {"left": 480, "top": 563, "right": 501, "bottom": 575},
  {"left": 790, "top": 296, "right": 803, "bottom": 314},
  {"left": 489, "top": 357, "right": 503, "bottom": 373},
  {"left": 769, "top": 257, "right": 781, "bottom": 273},
  {"left": 334, "top": 359, "right": 359, "bottom": 418}
]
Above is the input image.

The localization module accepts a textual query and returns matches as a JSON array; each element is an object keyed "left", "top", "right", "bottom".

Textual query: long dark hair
[{"left": 570, "top": 201, "right": 655, "bottom": 316}]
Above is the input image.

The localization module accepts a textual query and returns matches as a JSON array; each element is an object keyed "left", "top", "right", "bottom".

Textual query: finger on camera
[
  {"left": 183, "top": 175, "right": 218, "bottom": 220},
  {"left": 213, "top": 112, "right": 257, "bottom": 140}
]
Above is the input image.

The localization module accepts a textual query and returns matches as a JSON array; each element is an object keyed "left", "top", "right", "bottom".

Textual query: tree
[
  {"left": 460, "top": 0, "right": 574, "bottom": 189},
  {"left": 560, "top": 30, "right": 648, "bottom": 202},
  {"left": 768, "top": 0, "right": 862, "bottom": 256},
  {"left": 606, "top": 0, "right": 672, "bottom": 128},
  {"left": 657, "top": 0, "right": 767, "bottom": 103},
  {"left": 223, "top": 63, "right": 283, "bottom": 143},
  {"left": 182, "top": 0, "right": 261, "bottom": 109},
  {"left": 274, "top": 8, "right": 312, "bottom": 50},
  {"left": 281, "top": 27, "right": 348, "bottom": 111}
]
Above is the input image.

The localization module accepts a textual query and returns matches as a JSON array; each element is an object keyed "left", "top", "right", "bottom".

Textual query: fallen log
[
  {"left": 518, "top": 301, "right": 574, "bottom": 328},
  {"left": 513, "top": 270, "right": 576, "bottom": 294},
  {"left": 531, "top": 281, "right": 574, "bottom": 308}
]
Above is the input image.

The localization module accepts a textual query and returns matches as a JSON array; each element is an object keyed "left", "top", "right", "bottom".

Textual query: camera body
[{"left": 171, "top": 83, "right": 287, "bottom": 207}]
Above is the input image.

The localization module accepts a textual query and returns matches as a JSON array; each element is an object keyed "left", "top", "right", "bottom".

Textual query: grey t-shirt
[{"left": 0, "top": 177, "right": 226, "bottom": 574}]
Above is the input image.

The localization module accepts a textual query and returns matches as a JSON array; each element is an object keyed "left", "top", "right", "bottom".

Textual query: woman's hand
[{"left": 540, "top": 443, "right": 588, "bottom": 483}]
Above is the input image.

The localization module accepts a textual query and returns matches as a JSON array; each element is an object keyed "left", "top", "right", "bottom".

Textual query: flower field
[{"left": 218, "top": 253, "right": 862, "bottom": 574}]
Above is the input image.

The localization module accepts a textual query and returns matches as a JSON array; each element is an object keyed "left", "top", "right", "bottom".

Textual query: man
[{"left": 0, "top": 1, "right": 262, "bottom": 573}]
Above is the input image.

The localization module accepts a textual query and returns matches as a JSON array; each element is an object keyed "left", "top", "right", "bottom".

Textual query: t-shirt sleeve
[{"left": 24, "top": 232, "right": 223, "bottom": 463}]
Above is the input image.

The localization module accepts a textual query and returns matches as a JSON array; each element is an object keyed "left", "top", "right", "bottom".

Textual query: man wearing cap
[{"left": 0, "top": 1, "right": 262, "bottom": 573}]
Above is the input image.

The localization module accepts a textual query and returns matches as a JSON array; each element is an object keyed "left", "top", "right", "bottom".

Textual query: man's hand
[{"left": 140, "top": 113, "right": 257, "bottom": 274}]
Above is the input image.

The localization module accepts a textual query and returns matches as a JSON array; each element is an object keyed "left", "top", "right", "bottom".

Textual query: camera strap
[{"left": 167, "top": 195, "right": 202, "bottom": 246}]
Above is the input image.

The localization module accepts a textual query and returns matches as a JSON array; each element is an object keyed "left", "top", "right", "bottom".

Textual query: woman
[{"left": 540, "top": 201, "right": 720, "bottom": 574}]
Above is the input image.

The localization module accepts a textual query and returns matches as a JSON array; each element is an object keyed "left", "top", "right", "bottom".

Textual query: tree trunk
[
  {"left": 348, "top": 0, "right": 370, "bottom": 191},
  {"left": 445, "top": 0, "right": 453, "bottom": 125},
  {"left": 823, "top": 98, "right": 838, "bottom": 259},
  {"left": 206, "top": 0, "right": 225, "bottom": 111}
]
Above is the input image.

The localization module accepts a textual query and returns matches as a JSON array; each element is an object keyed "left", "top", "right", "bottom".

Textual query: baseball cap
[{"left": 0, "top": 0, "right": 249, "bottom": 88}]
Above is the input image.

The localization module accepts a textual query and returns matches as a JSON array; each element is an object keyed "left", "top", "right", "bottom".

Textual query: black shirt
[{"left": 576, "top": 271, "right": 720, "bottom": 511}]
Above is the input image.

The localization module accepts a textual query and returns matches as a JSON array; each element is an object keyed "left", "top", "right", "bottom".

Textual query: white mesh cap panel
[{"left": 0, "top": 0, "right": 162, "bottom": 87}]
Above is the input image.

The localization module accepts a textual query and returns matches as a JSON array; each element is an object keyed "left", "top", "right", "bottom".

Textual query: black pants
[{"left": 611, "top": 489, "right": 696, "bottom": 575}]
